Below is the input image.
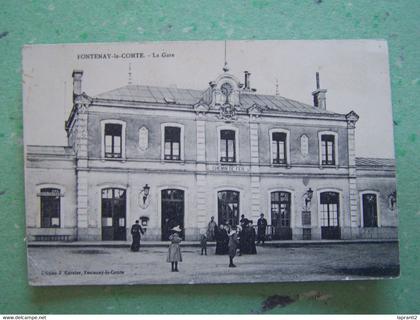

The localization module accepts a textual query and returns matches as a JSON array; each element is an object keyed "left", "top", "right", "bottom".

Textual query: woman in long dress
[
  {"left": 215, "top": 224, "right": 225, "bottom": 255},
  {"left": 221, "top": 225, "right": 230, "bottom": 254},
  {"left": 167, "top": 225, "right": 183, "bottom": 272}
]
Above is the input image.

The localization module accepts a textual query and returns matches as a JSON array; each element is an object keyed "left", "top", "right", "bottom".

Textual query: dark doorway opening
[
  {"left": 161, "top": 189, "right": 185, "bottom": 241},
  {"left": 217, "top": 190, "right": 240, "bottom": 227},
  {"left": 101, "top": 188, "right": 126, "bottom": 241},
  {"left": 362, "top": 193, "right": 378, "bottom": 227},
  {"left": 271, "top": 191, "right": 292, "bottom": 240},
  {"left": 320, "top": 191, "right": 341, "bottom": 239}
]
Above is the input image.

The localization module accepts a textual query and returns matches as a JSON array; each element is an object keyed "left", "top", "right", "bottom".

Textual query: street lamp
[{"left": 304, "top": 188, "right": 314, "bottom": 211}]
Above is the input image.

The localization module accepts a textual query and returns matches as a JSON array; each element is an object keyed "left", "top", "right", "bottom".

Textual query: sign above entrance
[{"left": 208, "top": 164, "right": 250, "bottom": 173}]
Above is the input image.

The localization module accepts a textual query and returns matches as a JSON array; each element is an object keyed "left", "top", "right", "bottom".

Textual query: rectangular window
[
  {"left": 104, "top": 123, "right": 122, "bottom": 158},
  {"left": 164, "top": 126, "right": 181, "bottom": 160},
  {"left": 40, "top": 188, "right": 61, "bottom": 228},
  {"left": 220, "top": 130, "right": 236, "bottom": 162},
  {"left": 321, "top": 134, "right": 335, "bottom": 165},
  {"left": 272, "top": 132, "right": 287, "bottom": 164}
]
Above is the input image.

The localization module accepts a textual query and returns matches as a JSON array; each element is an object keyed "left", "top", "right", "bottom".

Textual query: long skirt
[
  {"left": 167, "top": 243, "right": 182, "bottom": 262},
  {"left": 215, "top": 240, "right": 224, "bottom": 255},
  {"left": 131, "top": 234, "right": 140, "bottom": 252}
]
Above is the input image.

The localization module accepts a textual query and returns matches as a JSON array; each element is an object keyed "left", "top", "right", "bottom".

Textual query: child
[
  {"left": 167, "top": 225, "right": 183, "bottom": 272},
  {"left": 200, "top": 229, "right": 208, "bottom": 255}
]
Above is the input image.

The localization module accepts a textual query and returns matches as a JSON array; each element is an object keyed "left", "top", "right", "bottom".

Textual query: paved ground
[{"left": 27, "top": 242, "right": 400, "bottom": 286}]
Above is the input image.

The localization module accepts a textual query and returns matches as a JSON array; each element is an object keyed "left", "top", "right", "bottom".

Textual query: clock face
[{"left": 220, "top": 82, "right": 233, "bottom": 97}]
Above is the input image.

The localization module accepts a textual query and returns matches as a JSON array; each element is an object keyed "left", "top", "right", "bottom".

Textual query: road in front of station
[{"left": 27, "top": 242, "right": 400, "bottom": 286}]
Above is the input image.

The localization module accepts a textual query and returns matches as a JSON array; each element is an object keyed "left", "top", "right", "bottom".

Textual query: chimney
[
  {"left": 244, "top": 71, "right": 251, "bottom": 90},
  {"left": 72, "top": 70, "right": 83, "bottom": 101},
  {"left": 312, "top": 72, "right": 327, "bottom": 109}
]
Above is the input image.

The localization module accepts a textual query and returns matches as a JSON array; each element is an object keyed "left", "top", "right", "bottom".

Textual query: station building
[{"left": 25, "top": 68, "right": 398, "bottom": 242}]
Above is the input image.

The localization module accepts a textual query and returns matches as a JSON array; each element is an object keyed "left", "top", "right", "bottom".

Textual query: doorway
[
  {"left": 161, "top": 189, "right": 185, "bottom": 240},
  {"left": 271, "top": 191, "right": 292, "bottom": 240},
  {"left": 217, "top": 190, "right": 240, "bottom": 226},
  {"left": 320, "top": 191, "right": 341, "bottom": 239},
  {"left": 101, "top": 188, "right": 127, "bottom": 241}
]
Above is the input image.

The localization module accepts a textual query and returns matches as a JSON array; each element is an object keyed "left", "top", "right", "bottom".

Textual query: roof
[
  {"left": 94, "top": 84, "right": 340, "bottom": 116},
  {"left": 26, "top": 145, "right": 75, "bottom": 155},
  {"left": 356, "top": 157, "right": 396, "bottom": 167}
]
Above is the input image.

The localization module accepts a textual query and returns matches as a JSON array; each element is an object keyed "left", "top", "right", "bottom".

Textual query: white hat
[
  {"left": 171, "top": 225, "right": 182, "bottom": 232},
  {"left": 200, "top": 229, "right": 207, "bottom": 235},
  {"left": 228, "top": 230, "right": 236, "bottom": 236}
]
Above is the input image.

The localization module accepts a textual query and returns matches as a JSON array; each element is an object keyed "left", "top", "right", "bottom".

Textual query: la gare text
[{"left": 76, "top": 51, "right": 175, "bottom": 60}]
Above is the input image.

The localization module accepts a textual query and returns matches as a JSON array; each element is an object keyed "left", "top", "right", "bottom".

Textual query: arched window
[
  {"left": 101, "top": 188, "right": 126, "bottom": 241},
  {"left": 270, "top": 191, "right": 292, "bottom": 240},
  {"left": 161, "top": 189, "right": 185, "bottom": 240},
  {"left": 218, "top": 190, "right": 240, "bottom": 226},
  {"left": 362, "top": 193, "right": 379, "bottom": 227},
  {"left": 39, "top": 188, "right": 61, "bottom": 228},
  {"left": 320, "top": 191, "right": 341, "bottom": 239}
]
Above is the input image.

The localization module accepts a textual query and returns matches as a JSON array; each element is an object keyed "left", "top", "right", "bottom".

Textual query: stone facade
[{"left": 25, "top": 69, "right": 398, "bottom": 242}]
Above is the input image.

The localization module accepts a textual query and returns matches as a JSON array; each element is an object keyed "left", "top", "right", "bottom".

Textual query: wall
[
  {"left": 1, "top": 0, "right": 419, "bottom": 314},
  {"left": 25, "top": 148, "right": 77, "bottom": 240}
]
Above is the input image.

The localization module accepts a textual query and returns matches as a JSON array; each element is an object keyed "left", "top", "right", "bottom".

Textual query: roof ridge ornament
[
  {"left": 247, "top": 103, "right": 267, "bottom": 119},
  {"left": 222, "top": 62, "right": 229, "bottom": 73},
  {"left": 222, "top": 40, "right": 229, "bottom": 72}
]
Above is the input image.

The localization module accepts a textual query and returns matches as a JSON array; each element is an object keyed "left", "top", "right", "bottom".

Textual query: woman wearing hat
[{"left": 167, "top": 225, "right": 183, "bottom": 272}]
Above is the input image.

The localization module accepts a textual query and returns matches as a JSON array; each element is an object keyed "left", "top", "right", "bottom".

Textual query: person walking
[
  {"left": 167, "top": 225, "right": 183, "bottom": 272},
  {"left": 130, "top": 220, "right": 144, "bottom": 252},
  {"left": 207, "top": 216, "right": 218, "bottom": 241},
  {"left": 257, "top": 213, "right": 268, "bottom": 245},
  {"left": 228, "top": 228, "right": 239, "bottom": 267}
]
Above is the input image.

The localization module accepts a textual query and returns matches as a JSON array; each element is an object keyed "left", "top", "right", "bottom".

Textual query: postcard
[{"left": 23, "top": 40, "right": 399, "bottom": 285}]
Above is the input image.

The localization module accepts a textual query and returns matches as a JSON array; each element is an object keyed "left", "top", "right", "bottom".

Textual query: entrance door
[
  {"left": 218, "top": 190, "right": 240, "bottom": 226},
  {"left": 362, "top": 193, "right": 378, "bottom": 227},
  {"left": 101, "top": 188, "right": 126, "bottom": 241},
  {"left": 320, "top": 191, "right": 341, "bottom": 239},
  {"left": 161, "top": 189, "right": 185, "bottom": 241},
  {"left": 271, "top": 191, "right": 292, "bottom": 240}
]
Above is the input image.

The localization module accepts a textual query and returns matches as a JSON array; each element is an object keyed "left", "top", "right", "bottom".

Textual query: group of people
[
  {"left": 129, "top": 213, "right": 268, "bottom": 271},
  {"left": 210, "top": 216, "right": 257, "bottom": 256},
  {"left": 203, "top": 213, "right": 268, "bottom": 267}
]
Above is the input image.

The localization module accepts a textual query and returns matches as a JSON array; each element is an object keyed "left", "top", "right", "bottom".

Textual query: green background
[{"left": 0, "top": 0, "right": 419, "bottom": 314}]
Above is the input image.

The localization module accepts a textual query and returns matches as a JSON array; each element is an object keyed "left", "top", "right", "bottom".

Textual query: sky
[{"left": 22, "top": 40, "right": 395, "bottom": 158}]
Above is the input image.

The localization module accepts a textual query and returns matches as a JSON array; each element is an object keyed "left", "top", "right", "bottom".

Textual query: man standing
[
  {"left": 207, "top": 216, "right": 217, "bottom": 241},
  {"left": 257, "top": 213, "right": 268, "bottom": 245},
  {"left": 228, "top": 228, "right": 239, "bottom": 267},
  {"left": 240, "top": 214, "right": 246, "bottom": 227},
  {"left": 130, "top": 220, "right": 145, "bottom": 252}
]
